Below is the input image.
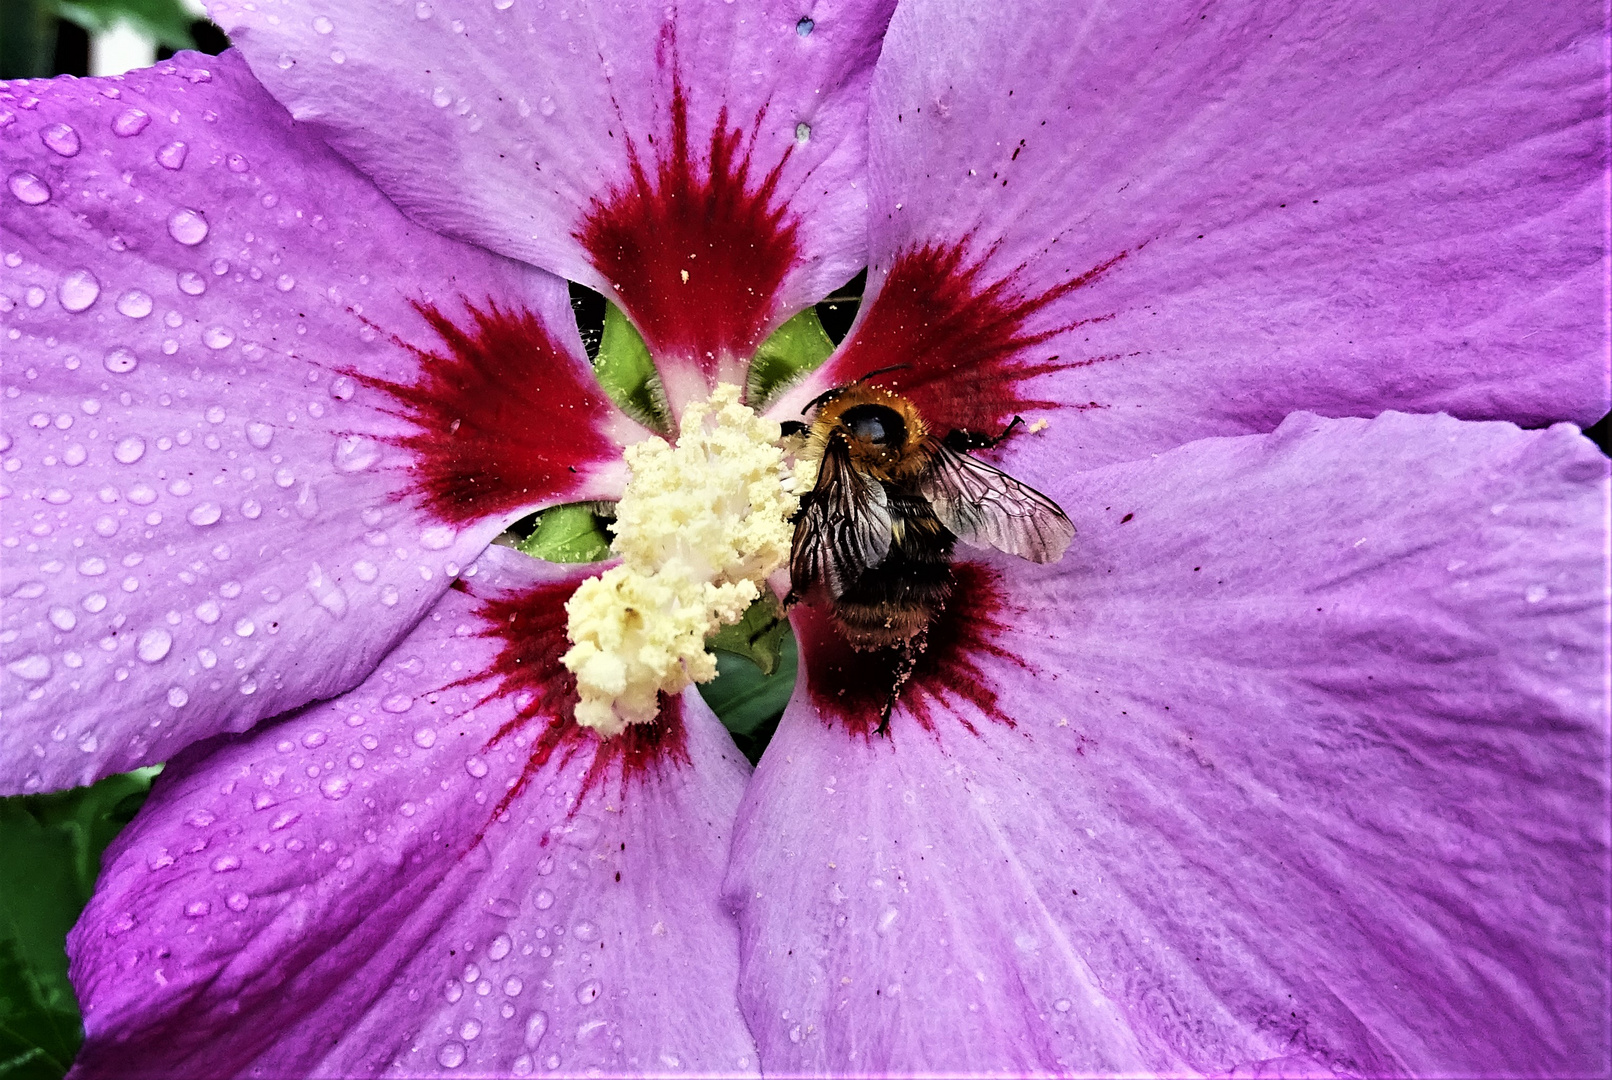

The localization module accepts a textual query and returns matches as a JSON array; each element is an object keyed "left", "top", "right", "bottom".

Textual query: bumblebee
[{"left": 784, "top": 379, "right": 1074, "bottom": 731}]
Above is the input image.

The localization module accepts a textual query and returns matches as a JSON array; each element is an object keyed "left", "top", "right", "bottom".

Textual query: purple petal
[
  {"left": 775, "top": 0, "right": 1608, "bottom": 460},
  {"left": 728, "top": 413, "right": 1609, "bottom": 1074},
  {"left": 0, "top": 55, "right": 635, "bottom": 794},
  {"left": 69, "top": 545, "right": 757, "bottom": 1078},
  {"left": 213, "top": 0, "right": 896, "bottom": 409}
]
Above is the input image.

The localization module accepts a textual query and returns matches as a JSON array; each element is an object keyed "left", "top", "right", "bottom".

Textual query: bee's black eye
[{"left": 840, "top": 403, "right": 907, "bottom": 447}]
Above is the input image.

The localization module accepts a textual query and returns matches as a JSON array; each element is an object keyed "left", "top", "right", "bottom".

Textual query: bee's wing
[
  {"left": 918, "top": 443, "right": 1075, "bottom": 563},
  {"left": 791, "top": 436, "right": 892, "bottom": 597}
]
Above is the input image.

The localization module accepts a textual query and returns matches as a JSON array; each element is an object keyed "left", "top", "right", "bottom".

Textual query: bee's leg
[
  {"left": 943, "top": 415, "right": 1024, "bottom": 452},
  {"left": 877, "top": 637, "right": 924, "bottom": 736}
]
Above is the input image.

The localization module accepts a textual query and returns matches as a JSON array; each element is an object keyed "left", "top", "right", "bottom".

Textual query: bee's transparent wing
[
  {"left": 791, "top": 437, "right": 892, "bottom": 597},
  {"left": 918, "top": 443, "right": 1075, "bottom": 563}
]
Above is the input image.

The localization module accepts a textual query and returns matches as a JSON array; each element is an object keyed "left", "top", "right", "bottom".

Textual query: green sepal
[
  {"left": 705, "top": 595, "right": 790, "bottom": 676},
  {"left": 0, "top": 767, "right": 160, "bottom": 1080},
  {"left": 746, "top": 307, "right": 836, "bottom": 411},
  {"left": 515, "top": 504, "right": 614, "bottom": 564},
  {"left": 594, "top": 303, "right": 672, "bottom": 434}
]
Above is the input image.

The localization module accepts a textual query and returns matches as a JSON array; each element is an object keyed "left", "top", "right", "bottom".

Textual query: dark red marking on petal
[
  {"left": 353, "top": 301, "right": 619, "bottom": 527},
  {"left": 448, "top": 575, "right": 689, "bottom": 825},
  {"left": 795, "top": 562, "right": 1027, "bottom": 739},
  {"left": 576, "top": 74, "right": 800, "bottom": 380},
  {"left": 827, "top": 242, "right": 1128, "bottom": 434}
]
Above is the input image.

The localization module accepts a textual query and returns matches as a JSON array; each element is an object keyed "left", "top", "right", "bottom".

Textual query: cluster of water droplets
[{"left": 0, "top": 66, "right": 477, "bottom": 785}]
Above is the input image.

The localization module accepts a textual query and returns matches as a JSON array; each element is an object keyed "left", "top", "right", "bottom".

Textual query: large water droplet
[
  {"left": 203, "top": 326, "right": 235, "bottom": 349},
  {"left": 49, "top": 606, "right": 77, "bottom": 631},
  {"left": 9, "top": 172, "right": 50, "bottom": 205},
  {"left": 333, "top": 434, "right": 380, "bottom": 472},
  {"left": 59, "top": 268, "right": 101, "bottom": 311},
  {"left": 319, "top": 774, "right": 351, "bottom": 800},
  {"left": 41, "top": 122, "right": 80, "bottom": 156},
  {"left": 412, "top": 727, "right": 437, "bottom": 749},
  {"left": 459, "top": 1019, "right": 481, "bottom": 1041},
  {"left": 188, "top": 502, "right": 222, "bottom": 526},
  {"left": 167, "top": 686, "right": 190, "bottom": 707},
  {"left": 524, "top": 1012, "right": 549, "bottom": 1049},
  {"left": 432, "top": 87, "right": 453, "bottom": 108},
  {"left": 137, "top": 628, "right": 173, "bottom": 662},
  {"left": 420, "top": 525, "right": 456, "bottom": 550},
  {"left": 313, "top": 15, "right": 335, "bottom": 33},
  {"left": 488, "top": 933, "right": 512, "bottom": 960},
  {"left": 116, "top": 290, "right": 153, "bottom": 318},
  {"left": 575, "top": 979, "right": 601, "bottom": 1005},
  {"left": 382, "top": 693, "right": 413, "bottom": 714},
  {"left": 167, "top": 208, "right": 209, "bottom": 245},
  {"left": 112, "top": 108, "right": 151, "bottom": 136},
  {"left": 534, "top": 888, "right": 554, "bottom": 910},
  {"left": 7, "top": 655, "right": 51, "bottom": 681},
  {"left": 246, "top": 422, "right": 274, "bottom": 449},
  {"left": 103, "top": 348, "right": 138, "bottom": 374},
  {"left": 157, "top": 140, "right": 188, "bottom": 169},
  {"left": 113, "top": 435, "right": 146, "bottom": 463},
  {"left": 436, "top": 1042, "right": 465, "bottom": 1069},
  {"left": 178, "top": 270, "right": 206, "bottom": 295}
]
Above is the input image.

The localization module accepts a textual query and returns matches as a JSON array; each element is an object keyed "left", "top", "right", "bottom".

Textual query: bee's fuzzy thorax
[{"left": 803, "top": 384, "right": 930, "bottom": 483}]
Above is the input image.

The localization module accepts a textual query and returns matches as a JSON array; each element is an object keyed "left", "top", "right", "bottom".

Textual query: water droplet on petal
[
  {"left": 137, "top": 628, "right": 173, "bottom": 663},
  {"left": 488, "top": 933, "right": 512, "bottom": 960},
  {"left": 167, "top": 208, "right": 209, "bottom": 245},
  {"left": 188, "top": 502, "right": 222, "bottom": 526},
  {"left": 420, "top": 525, "right": 456, "bottom": 550},
  {"left": 167, "top": 686, "right": 189, "bottom": 707},
  {"left": 575, "top": 979, "right": 601, "bottom": 1005},
  {"left": 465, "top": 756, "right": 488, "bottom": 778},
  {"left": 178, "top": 270, "right": 206, "bottom": 295},
  {"left": 413, "top": 727, "right": 437, "bottom": 749},
  {"left": 7, "top": 655, "right": 51, "bottom": 681},
  {"left": 211, "top": 854, "right": 241, "bottom": 872},
  {"left": 329, "top": 375, "right": 355, "bottom": 400},
  {"left": 432, "top": 87, "right": 453, "bottom": 108},
  {"left": 459, "top": 1019, "right": 481, "bottom": 1041},
  {"left": 524, "top": 1012, "right": 549, "bottom": 1049},
  {"left": 246, "top": 422, "right": 274, "bottom": 449},
  {"left": 49, "top": 606, "right": 77, "bottom": 631},
  {"left": 333, "top": 434, "right": 380, "bottom": 472},
  {"left": 103, "top": 348, "right": 138, "bottom": 374},
  {"left": 9, "top": 172, "right": 50, "bottom": 204},
  {"left": 41, "top": 122, "right": 80, "bottom": 156},
  {"left": 538, "top": 96, "right": 556, "bottom": 117},
  {"left": 796, "top": 16, "right": 814, "bottom": 35},
  {"left": 795, "top": 121, "right": 811, "bottom": 143},
  {"left": 59, "top": 268, "right": 101, "bottom": 311},
  {"left": 319, "top": 775, "right": 351, "bottom": 800},
  {"left": 226, "top": 153, "right": 249, "bottom": 173},
  {"left": 157, "top": 140, "right": 188, "bottom": 169},
  {"left": 116, "top": 290, "right": 153, "bottom": 318},
  {"left": 226, "top": 892, "right": 250, "bottom": 912},
  {"left": 114, "top": 435, "right": 145, "bottom": 463},
  {"left": 203, "top": 326, "right": 235, "bottom": 349},
  {"left": 112, "top": 108, "right": 151, "bottom": 136},
  {"left": 184, "top": 899, "right": 211, "bottom": 918},
  {"left": 313, "top": 15, "right": 335, "bottom": 33},
  {"left": 534, "top": 888, "right": 554, "bottom": 910},
  {"left": 436, "top": 1042, "right": 465, "bottom": 1069},
  {"left": 276, "top": 273, "right": 296, "bottom": 292}
]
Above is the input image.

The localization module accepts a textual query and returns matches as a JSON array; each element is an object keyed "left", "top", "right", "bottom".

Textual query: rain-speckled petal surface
[
  {"left": 0, "top": 54, "right": 635, "bottom": 794},
  {"left": 777, "top": 0, "right": 1609, "bottom": 463},
  {"left": 212, "top": 0, "right": 896, "bottom": 408},
  {"left": 727, "top": 413, "right": 1610, "bottom": 1076},
  {"left": 69, "top": 545, "right": 757, "bottom": 1079}
]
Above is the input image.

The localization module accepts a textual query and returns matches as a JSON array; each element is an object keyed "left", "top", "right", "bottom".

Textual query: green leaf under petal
[
  {"left": 746, "top": 307, "right": 836, "bottom": 411},
  {"left": 705, "top": 594, "right": 790, "bottom": 676},
  {"left": 699, "top": 627, "right": 798, "bottom": 766},
  {"left": 0, "top": 768, "right": 159, "bottom": 1080},
  {"left": 594, "top": 303, "right": 672, "bottom": 434},
  {"left": 515, "top": 503, "right": 615, "bottom": 564}
]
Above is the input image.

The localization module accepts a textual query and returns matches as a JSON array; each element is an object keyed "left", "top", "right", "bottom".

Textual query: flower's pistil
[{"left": 562, "top": 384, "right": 807, "bottom": 736}]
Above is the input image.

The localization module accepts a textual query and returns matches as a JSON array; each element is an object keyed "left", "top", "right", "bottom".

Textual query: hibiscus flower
[{"left": 2, "top": 0, "right": 1606, "bottom": 1076}]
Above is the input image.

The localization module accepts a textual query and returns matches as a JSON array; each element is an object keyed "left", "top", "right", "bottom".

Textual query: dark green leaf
[
  {"left": 594, "top": 303, "right": 671, "bottom": 434},
  {"left": 746, "top": 307, "right": 836, "bottom": 411},
  {"left": 0, "top": 768, "right": 158, "bottom": 1080},
  {"left": 705, "top": 595, "right": 789, "bottom": 676},
  {"left": 515, "top": 504, "right": 614, "bottom": 564},
  {"left": 699, "top": 624, "right": 797, "bottom": 765},
  {"left": 53, "top": 0, "right": 196, "bottom": 50}
]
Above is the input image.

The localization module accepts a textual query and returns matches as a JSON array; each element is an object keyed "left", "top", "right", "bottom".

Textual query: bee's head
[{"left": 807, "top": 384, "right": 928, "bottom": 480}]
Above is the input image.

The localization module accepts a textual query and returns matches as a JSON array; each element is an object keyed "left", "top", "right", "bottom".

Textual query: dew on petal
[
  {"left": 246, "top": 422, "right": 274, "bottom": 449},
  {"left": 276, "top": 273, "right": 296, "bottom": 292},
  {"left": 178, "top": 270, "right": 206, "bottom": 295},
  {"left": 113, "top": 436, "right": 145, "bottom": 463},
  {"left": 319, "top": 775, "right": 351, "bottom": 800},
  {"left": 167, "top": 208, "right": 209, "bottom": 245},
  {"left": 487, "top": 933, "right": 512, "bottom": 961},
  {"left": 524, "top": 1012, "right": 548, "bottom": 1049},
  {"left": 167, "top": 686, "right": 189, "bottom": 707},
  {"left": 313, "top": 15, "right": 335, "bottom": 33},
  {"left": 796, "top": 16, "right": 814, "bottom": 35},
  {"left": 459, "top": 1019, "right": 481, "bottom": 1041},
  {"left": 9, "top": 172, "right": 50, "bottom": 204},
  {"left": 184, "top": 899, "right": 211, "bottom": 918},
  {"left": 575, "top": 979, "right": 601, "bottom": 1005},
  {"left": 103, "top": 347, "right": 138, "bottom": 374},
  {"left": 436, "top": 1042, "right": 465, "bottom": 1069},
  {"left": 111, "top": 108, "right": 151, "bottom": 136},
  {"left": 203, "top": 326, "right": 235, "bottom": 350},
  {"left": 7, "top": 655, "right": 51, "bottom": 681},
  {"left": 137, "top": 628, "right": 173, "bottom": 663},
  {"left": 116, "top": 290, "right": 153, "bottom": 318},
  {"left": 41, "top": 122, "right": 80, "bottom": 156},
  {"left": 412, "top": 727, "right": 436, "bottom": 749},
  {"left": 188, "top": 503, "right": 222, "bottom": 526},
  {"left": 157, "top": 140, "right": 189, "bottom": 169},
  {"left": 58, "top": 268, "right": 101, "bottom": 311}
]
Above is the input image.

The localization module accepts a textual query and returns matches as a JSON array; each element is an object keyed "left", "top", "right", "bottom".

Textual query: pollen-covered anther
[{"left": 562, "top": 384, "right": 804, "bottom": 737}]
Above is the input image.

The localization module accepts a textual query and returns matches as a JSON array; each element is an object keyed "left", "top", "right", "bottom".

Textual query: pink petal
[
  {"left": 775, "top": 0, "right": 1608, "bottom": 459},
  {"left": 214, "top": 1, "right": 897, "bottom": 410},
  {"left": 728, "top": 413, "right": 1609, "bottom": 1074},
  {"left": 69, "top": 545, "right": 757, "bottom": 1078},
  {"left": 0, "top": 56, "right": 633, "bottom": 794}
]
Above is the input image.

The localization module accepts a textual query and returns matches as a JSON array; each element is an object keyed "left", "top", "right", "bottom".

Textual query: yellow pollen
[{"left": 562, "top": 384, "right": 809, "bottom": 737}]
